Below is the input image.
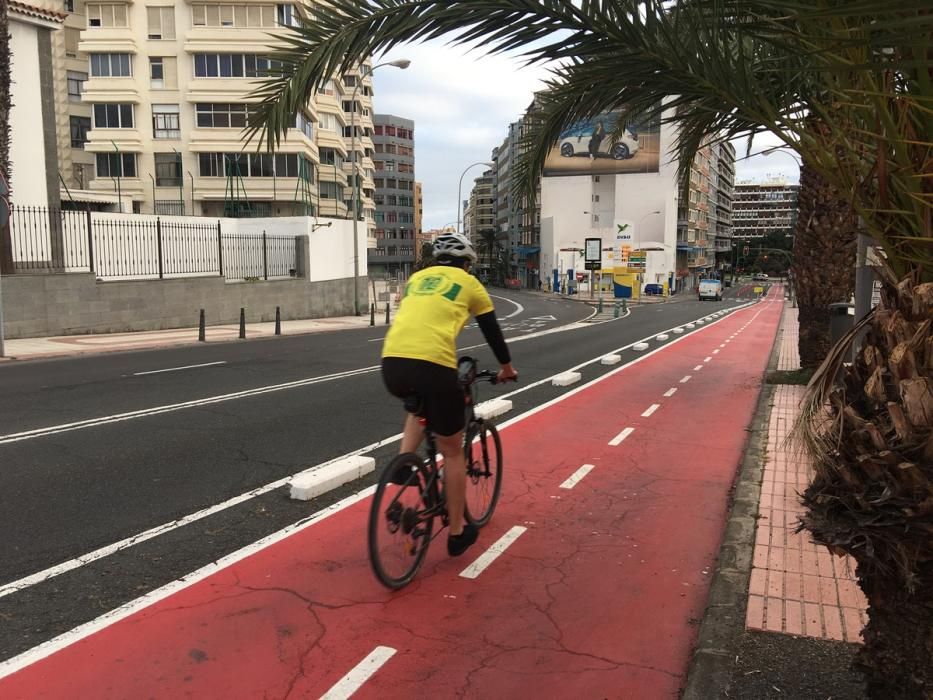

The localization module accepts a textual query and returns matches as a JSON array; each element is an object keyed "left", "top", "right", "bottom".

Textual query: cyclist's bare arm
[{"left": 475, "top": 311, "right": 518, "bottom": 383}]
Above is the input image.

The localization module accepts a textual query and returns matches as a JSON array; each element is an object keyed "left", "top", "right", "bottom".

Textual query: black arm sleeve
[{"left": 475, "top": 310, "right": 511, "bottom": 365}]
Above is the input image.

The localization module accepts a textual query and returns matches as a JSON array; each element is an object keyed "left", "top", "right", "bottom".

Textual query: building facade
[
  {"left": 370, "top": 114, "right": 415, "bottom": 278},
  {"left": 464, "top": 170, "right": 496, "bottom": 282},
  {"left": 733, "top": 178, "right": 799, "bottom": 239},
  {"left": 413, "top": 180, "right": 424, "bottom": 262},
  {"left": 59, "top": 0, "right": 376, "bottom": 228}
]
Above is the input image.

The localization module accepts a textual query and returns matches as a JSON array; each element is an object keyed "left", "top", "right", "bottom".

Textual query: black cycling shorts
[{"left": 381, "top": 357, "right": 465, "bottom": 437}]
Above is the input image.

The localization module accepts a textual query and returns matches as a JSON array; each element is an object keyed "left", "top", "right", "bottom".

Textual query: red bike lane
[{"left": 1, "top": 289, "right": 784, "bottom": 699}]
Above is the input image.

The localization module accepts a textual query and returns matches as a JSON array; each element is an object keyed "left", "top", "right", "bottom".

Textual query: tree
[
  {"left": 415, "top": 241, "right": 434, "bottom": 270},
  {"left": 0, "top": 0, "right": 14, "bottom": 275},
  {"left": 250, "top": 2, "right": 932, "bottom": 694}
]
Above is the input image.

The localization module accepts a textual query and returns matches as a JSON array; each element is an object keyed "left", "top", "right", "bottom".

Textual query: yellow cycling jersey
[{"left": 382, "top": 265, "right": 494, "bottom": 369}]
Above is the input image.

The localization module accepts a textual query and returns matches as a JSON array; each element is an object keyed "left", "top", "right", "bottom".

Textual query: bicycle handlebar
[{"left": 474, "top": 369, "right": 517, "bottom": 385}]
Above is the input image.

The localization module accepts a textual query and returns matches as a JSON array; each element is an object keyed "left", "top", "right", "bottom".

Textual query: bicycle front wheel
[
  {"left": 368, "top": 453, "right": 435, "bottom": 589},
  {"left": 463, "top": 421, "right": 503, "bottom": 527}
]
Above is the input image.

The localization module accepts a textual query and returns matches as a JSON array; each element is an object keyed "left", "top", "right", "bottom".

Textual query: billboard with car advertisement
[{"left": 542, "top": 108, "right": 661, "bottom": 177}]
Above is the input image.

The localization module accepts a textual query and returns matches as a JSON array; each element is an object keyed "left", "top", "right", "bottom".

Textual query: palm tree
[
  {"left": 250, "top": 2, "right": 932, "bottom": 694},
  {"left": 0, "top": 0, "right": 14, "bottom": 275}
]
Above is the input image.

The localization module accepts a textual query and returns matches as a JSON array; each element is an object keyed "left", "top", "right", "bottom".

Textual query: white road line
[
  {"left": 0, "top": 366, "right": 381, "bottom": 445},
  {"left": 694, "top": 365, "right": 704, "bottom": 371},
  {"left": 680, "top": 375, "right": 692, "bottom": 383},
  {"left": 460, "top": 526, "right": 527, "bottom": 579},
  {"left": 641, "top": 404, "right": 661, "bottom": 417},
  {"left": 704, "top": 356, "right": 713, "bottom": 362},
  {"left": 559, "top": 464, "right": 595, "bottom": 489},
  {"left": 0, "top": 433, "right": 402, "bottom": 600},
  {"left": 320, "top": 646, "right": 397, "bottom": 700},
  {"left": 2, "top": 302, "right": 761, "bottom": 598},
  {"left": 488, "top": 294, "right": 524, "bottom": 319},
  {"left": 132, "top": 361, "right": 227, "bottom": 376},
  {"left": 713, "top": 349, "right": 720, "bottom": 354},
  {"left": 608, "top": 427, "right": 634, "bottom": 446},
  {"left": 0, "top": 485, "right": 377, "bottom": 680},
  {"left": 663, "top": 388, "right": 677, "bottom": 397}
]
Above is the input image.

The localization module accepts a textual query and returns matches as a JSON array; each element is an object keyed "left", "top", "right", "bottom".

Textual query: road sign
[
  {"left": 584, "top": 237, "right": 602, "bottom": 271},
  {"left": 754, "top": 286, "right": 764, "bottom": 295}
]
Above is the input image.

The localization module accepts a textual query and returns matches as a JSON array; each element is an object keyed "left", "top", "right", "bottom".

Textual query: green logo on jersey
[{"left": 411, "top": 274, "right": 462, "bottom": 301}]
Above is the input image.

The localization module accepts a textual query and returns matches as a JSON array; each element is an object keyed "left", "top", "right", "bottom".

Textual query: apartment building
[
  {"left": 465, "top": 170, "right": 496, "bottom": 282},
  {"left": 370, "top": 114, "right": 415, "bottom": 278},
  {"left": 733, "top": 178, "right": 799, "bottom": 239},
  {"left": 675, "top": 139, "right": 736, "bottom": 291},
  {"left": 413, "top": 181, "right": 427, "bottom": 263},
  {"left": 62, "top": 0, "right": 375, "bottom": 227}
]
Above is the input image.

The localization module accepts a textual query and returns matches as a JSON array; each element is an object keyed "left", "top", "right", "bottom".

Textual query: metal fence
[{"left": 8, "top": 205, "right": 299, "bottom": 281}]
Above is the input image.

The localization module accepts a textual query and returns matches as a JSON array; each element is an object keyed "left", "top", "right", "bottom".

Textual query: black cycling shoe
[{"left": 447, "top": 522, "right": 478, "bottom": 557}]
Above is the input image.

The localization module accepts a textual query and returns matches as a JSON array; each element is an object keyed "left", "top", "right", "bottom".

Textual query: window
[
  {"left": 96, "top": 152, "right": 137, "bottom": 178},
  {"left": 147, "top": 6, "right": 176, "bottom": 39},
  {"left": 276, "top": 3, "right": 297, "bottom": 26},
  {"left": 295, "top": 112, "right": 313, "bottom": 139},
  {"left": 87, "top": 3, "right": 128, "bottom": 27},
  {"left": 592, "top": 194, "right": 599, "bottom": 202},
  {"left": 342, "top": 74, "right": 357, "bottom": 88},
  {"left": 152, "top": 104, "right": 180, "bottom": 139},
  {"left": 70, "top": 116, "right": 91, "bottom": 148},
  {"left": 149, "top": 57, "right": 164, "bottom": 87},
  {"left": 93, "top": 103, "right": 134, "bottom": 128},
  {"left": 191, "top": 3, "right": 277, "bottom": 27},
  {"left": 317, "top": 113, "right": 338, "bottom": 132},
  {"left": 67, "top": 71, "right": 87, "bottom": 101},
  {"left": 65, "top": 0, "right": 75, "bottom": 11},
  {"left": 319, "top": 148, "right": 343, "bottom": 167},
  {"left": 384, "top": 161, "right": 395, "bottom": 172},
  {"left": 195, "top": 103, "right": 252, "bottom": 128},
  {"left": 90, "top": 53, "right": 132, "bottom": 77},
  {"left": 197, "top": 152, "right": 307, "bottom": 178},
  {"left": 385, "top": 126, "right": 397, "bottom": 137},
  {"left": 193, "top": 54, "right": 280, "bottom": 78},
  {"left": 319, "top": 181, "right": 344, "bottom": 200},
  {"left": 317, "top": 79, "right": 336, "bottom": 96},
  {"left": 154, "top": 153, "right": 182, "bottom": 187}
]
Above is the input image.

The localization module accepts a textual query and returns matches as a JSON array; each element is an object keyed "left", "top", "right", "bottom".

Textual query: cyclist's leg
[
  {"left": 436, "top": 431, "right": 467, "bottom": 534},
  {"left": 400, "top": 412, "right": 423, "bottom": 453}
]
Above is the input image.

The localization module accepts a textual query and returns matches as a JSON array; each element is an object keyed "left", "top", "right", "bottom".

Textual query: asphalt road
[{"left": 0, "top": 283, "right": 763, "bottom": 661}]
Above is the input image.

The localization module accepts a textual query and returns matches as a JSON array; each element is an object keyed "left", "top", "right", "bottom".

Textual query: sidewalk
[{"left": 0, "top": 314, "right": 378, "bottom": 361}]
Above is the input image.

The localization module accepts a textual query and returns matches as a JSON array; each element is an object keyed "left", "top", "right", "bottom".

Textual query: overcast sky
[{"left": 373, "top": 39, "right": 800, "bottom": 231}]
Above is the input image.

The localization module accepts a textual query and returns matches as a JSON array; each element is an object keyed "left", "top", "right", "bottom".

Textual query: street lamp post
[
  {"left": 351, "top": 58, "right": 410, "bottom": 316},
  {"left": 456, "top": 161, "right": 494, "bottom": 234}
]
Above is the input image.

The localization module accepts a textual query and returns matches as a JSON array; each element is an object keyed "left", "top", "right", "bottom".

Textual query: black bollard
[
  {"left": 274, "top": 306, "right": 281, "bottom": 336},
  {"left": 614, "top": 303, "right": 620, "bottom": 318},
  {"left": 239, "top": 307, "right": 246, "bottom": 339},
  {"left": 370, "top": 303, "right": 375, "bottom": 327},
  {"left": 385, "top": 302, "right": 390, "bottom": 325},
  {"left": 198, "top": 309, "right": 206, "bottom": 342},
  {"left": 597, "top": 297, "right": 603, "bottom": 314}
]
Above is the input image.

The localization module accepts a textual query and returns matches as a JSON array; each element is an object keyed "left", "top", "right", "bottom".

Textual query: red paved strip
[{"left": 2, "top": 292, "right": 784, "bottom": 699}]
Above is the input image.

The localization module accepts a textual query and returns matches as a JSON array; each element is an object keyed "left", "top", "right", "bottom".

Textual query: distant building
[
  {"left": 413, "top": 180, "right": 426, "bottom": 262},
  {"left": 465, "top": 170, "right": 496, "bottom": 282},
  {"left": 370, "top": 114, "right": 415, "bottom": 278},
  {"left": 733, "top": 179, "right": 799, "bottom": 239}
]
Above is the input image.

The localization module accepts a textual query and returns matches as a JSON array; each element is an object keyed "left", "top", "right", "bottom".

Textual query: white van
[{"left": 698, "top": 279, "right": 723, "bottom": 301}]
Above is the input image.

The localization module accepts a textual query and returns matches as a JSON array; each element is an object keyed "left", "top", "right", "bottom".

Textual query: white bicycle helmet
[{"left": 433, "top": 233, "right": 478, "bottom": 262}]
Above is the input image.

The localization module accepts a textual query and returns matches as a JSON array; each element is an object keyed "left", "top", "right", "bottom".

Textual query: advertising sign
[
  {"left": 584, "top": 237, "right": 601, "bottom": 270},
  {"left": 543, "top": 106, "right": 661, "bottom": 177}
]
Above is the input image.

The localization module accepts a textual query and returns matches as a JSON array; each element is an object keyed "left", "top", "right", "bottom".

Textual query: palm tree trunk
[
  {"left": 791, "top": 159, "right": 859, "bottom": 368},
  {"left": 799, "top": 278, "right": 933, "bottom": 698},
  {"left": 0, "top": 0, "right": 14, "bottom": 274}
]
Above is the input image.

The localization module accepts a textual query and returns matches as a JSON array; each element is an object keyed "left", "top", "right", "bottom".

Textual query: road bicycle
[{"left": 368, "top": 357, "right": 507, "bottom": 589}]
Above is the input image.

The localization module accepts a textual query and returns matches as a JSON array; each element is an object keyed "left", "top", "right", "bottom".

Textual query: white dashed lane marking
[
  {"left": 663, "top": 388, "right": 677, "bottom": 397},
  {"left": 641, "top": 404, "right": 660, "bottom": 417},
  {"left": 680, "top": 375, "right": 692, "bottom": 383},
  {"left": 460, "top": 526, "right": 527, "bottom": 579},
  {"left": 609, "top": 427, "right": 635, "bottom": 446},
  {"left": 559, "top": 464, "right": 595, "bottom": 490},
  {"left": 320, "top": 646, "right": 397, "bottom": 700}
]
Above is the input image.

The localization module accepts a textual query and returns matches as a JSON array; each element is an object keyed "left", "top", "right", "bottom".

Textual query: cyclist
[{"left": 381, "top": 233, "right": 518, "bottom": 556}]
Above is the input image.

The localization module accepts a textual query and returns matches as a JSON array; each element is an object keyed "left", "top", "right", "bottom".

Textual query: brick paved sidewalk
[{"left": 746, "top": 306, "right": 868, "bottom": 643}]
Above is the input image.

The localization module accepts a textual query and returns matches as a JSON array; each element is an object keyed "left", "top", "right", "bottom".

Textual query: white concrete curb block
[
  {"left": 289, "top": 455, "right": 376, "bottom": 501},
  {"left": 601, "top": 354, "right": 622, "bottom": 365},
  {"left": 697, "top": 320, "right": 706, "bottom": 325},
  {"left": 475, "top": 398, "right": 513, "bottom": 420},
  {"left": 673, "top": 327, "right": 684, "bottom": 334},
  {"left": 656, "top": 334, "right": 669, "bottom": 342},
  {"left": 633, "top": 342, "right": 650, "bottom": 351},
  {"left": 552, "top": 371, "right": 582, "bottom": 387},
  {"left": 685, "top": 323, "right": 695, "bottom": 329}
]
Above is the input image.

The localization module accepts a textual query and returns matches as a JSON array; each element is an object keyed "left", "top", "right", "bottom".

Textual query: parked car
[
  {"left": 643, "top": 283, "right": 664, "bottom": 296},
  {"left": 698, "top": 279, "right": 723, "bottom": 301},
  {"left": 753, "top": 273, "right": 769, "bottom": 282},
  {"left": 558, "top": 121, "right": 640, "bottom": 160}
]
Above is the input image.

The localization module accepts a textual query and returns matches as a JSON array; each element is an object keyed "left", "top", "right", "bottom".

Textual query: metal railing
[{"left": 8, "top": 205, "right": 298, "bottom": 281}]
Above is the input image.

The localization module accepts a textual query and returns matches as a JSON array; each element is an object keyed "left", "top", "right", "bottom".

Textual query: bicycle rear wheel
[
  {"left": 368, "top": 453, "right": 435, "bottom": 589},
  {"left": 463, "top": 421, "right": 503, "bottom": 527}
]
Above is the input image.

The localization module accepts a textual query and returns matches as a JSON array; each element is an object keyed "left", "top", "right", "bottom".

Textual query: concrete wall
[{"left": 3, "top": 272, "right": 364, "bottom": 339}]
